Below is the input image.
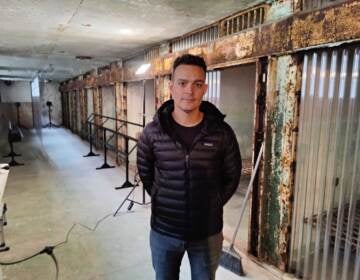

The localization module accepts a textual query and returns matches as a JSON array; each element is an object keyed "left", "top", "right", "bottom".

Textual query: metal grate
[
  {"left": 220, "top": 5, "right": 266, "bottom": 36},
  {"left": 307, "top": 201, "right": 360, "bottom": 251},
  {"left": 301, "top": 0, "right": 347, "bottom": 11},
  {"left": 145, "top": 47, "right": 160, "bottom": 62},
  {"left": 172, "top": 25, "right": 219, "bottom": 52},
  {"left": 171, "top": 4, "right": 267, "bottom": 52},
  {"left": 290, "top": 47, "right": 360, "bottom": 280},
  {"left": 204, "top": 70, "right": 221, "bottom": 107}
]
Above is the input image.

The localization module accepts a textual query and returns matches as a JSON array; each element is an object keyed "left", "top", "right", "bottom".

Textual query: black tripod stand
[
  {"left": 43, "top": 101, "right": 60, "bottom": 128},
  {"left": 113, "top": 172, "right": 151, "bottom": 216},
  {"left": 3, "top": 123, "right": 24, "bottom": 166}
]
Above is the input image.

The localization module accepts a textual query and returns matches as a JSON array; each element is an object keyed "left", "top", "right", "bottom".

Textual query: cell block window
[
  {"left": 221, "top": 5, "right": 266, "bottom": 36},
  {"left": 301, "top": 0, "right": 347, "bottom": 11},
  {"left": 172, "top": 26, "right": 219, "bottom": 52},
  {"left": 204, "top": 71, "right": 221, "bottom": 108},
  {"left": 145, "top": 47, "right": 160, "bottom": 62}
]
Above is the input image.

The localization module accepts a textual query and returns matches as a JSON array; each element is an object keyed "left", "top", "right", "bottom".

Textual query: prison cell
[
  {"left": 126, "top": 80, "right": 156, "bottom": 165},
  {"left": 290, "top": 46, "right": 360, "bottom": 280},
  {"left": 101, "top": 86, "right": 116, "bottom": 150},
  {"left": 204, "top": 64, "right": 257, "bottom": 252}
]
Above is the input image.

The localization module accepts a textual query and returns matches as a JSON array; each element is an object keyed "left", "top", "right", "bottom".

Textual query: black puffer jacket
[{"left": 137, "top": 100, "right": 241, "bottom": 240}]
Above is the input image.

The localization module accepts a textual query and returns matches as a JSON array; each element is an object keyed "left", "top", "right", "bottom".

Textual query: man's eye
[
  {"left": 195, "top": 83, "right": 203, "bottom": 88},
  {"left": 178, "top": 81, "right": 186, "bottom": 86}
]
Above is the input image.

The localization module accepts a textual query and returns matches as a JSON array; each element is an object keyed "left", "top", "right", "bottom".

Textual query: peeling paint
[
  {"left": 266, "top": 0, "right": 293, "bottom": 22},
  {"left": 260, "top": 55, "right": 300, "bottom": 270}
]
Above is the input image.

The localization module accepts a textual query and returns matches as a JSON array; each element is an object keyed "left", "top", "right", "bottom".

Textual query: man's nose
[{"left": 184, "top": 84, "right": 194, "bottom": 94}]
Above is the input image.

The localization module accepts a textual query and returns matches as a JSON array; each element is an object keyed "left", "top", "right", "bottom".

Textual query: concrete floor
[{"left": 0, "top": 127, "right": 283, "bottom": 280}]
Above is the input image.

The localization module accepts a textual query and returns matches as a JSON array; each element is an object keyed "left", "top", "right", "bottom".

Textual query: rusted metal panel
[
  {"left": 93, "top": 87, "right": 103, "bottom": 147},
  {"left": 249, "top": 57, "right": 268, "bottom": 258},
  {"left": 84, "top": 74, "right": 97, "bottom": 88},
  {"left": 155, "top": 75, "right": 171, "bottom": 109},
  {"left": 96, "top": 69, "right": 111, "bottom": 87},
  {"left": 79, "top": 88, "right": 87, "bottom": 138},
  {"left": 61, "top": 92, "right": 69, "bottom": 128},
  {"left": 259, "top": 55, "right": 301, "bottom": 270},
  {"left": 70, "top": 91, "right": 78, "bottom": 133},
  {"left": 293, "top": 0, "right": 302, "bottom": 13},
  {"left": 292, "top": 6, "right": 337, "bottom": 49},
  {"left": 115, "top": 82, "right": 126, "bottom": 164},
  {"left": 95, "top": 66, "right": 122, "bottom": 86},
  {"left": 265, "top": 0, "right": 293, "bottom": 22},
  {"left": 153, "top": 56, "right": 174, "bottom": 76},
  {"left": 110, "top": 67, "right": 122, "bottom": 84},
  {"left": 291, "top": 1, "right": 360, "bottom": 49},
  {"left": 123, "top": 56, "right": 154, "bottom": 82}
]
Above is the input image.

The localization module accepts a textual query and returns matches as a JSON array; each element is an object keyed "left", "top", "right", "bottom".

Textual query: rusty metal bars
[
  {"left": 172, "top": 25, "right": 219, "bottom": 52},
  {"left": 332, "top": 48, "right": 360, "bottom": 280},
  {"left": 290, "top": 47, "right": 360, "bottom": 280},
  {"left": 222, "top": 6, "right": 266, "bottom": 36},
  {"left": 204, "top": 71, "right": 220, "bottom": 107},
  {"left": 145, "top": 47, "right": 160, "bottom": 62}
]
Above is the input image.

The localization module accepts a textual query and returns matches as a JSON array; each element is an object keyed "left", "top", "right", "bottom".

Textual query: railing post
[
  {"left": 96, "top": 128, "right": 115, "bottom": 170},
  {"left": 115, "top": 137, "right": 134, "bottom": 189},
  {"left": 83, "top": 122, "right": 99, "bottom": 157}
]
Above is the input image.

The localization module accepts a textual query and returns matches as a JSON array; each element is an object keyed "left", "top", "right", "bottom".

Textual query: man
[{"left": 137, "top": 54, "right": 241, "bottom": 280}]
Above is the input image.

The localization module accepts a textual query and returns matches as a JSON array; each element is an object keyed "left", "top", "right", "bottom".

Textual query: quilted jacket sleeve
[
  {"left": 136, "top": 125, "right": 155, "bottom": 195},
  {"left": 220, "top": 124, "right": 242, "bottom": 205}
]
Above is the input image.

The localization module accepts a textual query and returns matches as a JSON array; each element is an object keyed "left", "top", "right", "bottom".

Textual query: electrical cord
[
  {"left": 0, "top": 246, "right": 59, "bottom": 279},
  {"left": 0, "top": 211, "right": 117, "bottom": 280},
  {"left": 0, "top": 172, "right": 142, "bottom": 279}
]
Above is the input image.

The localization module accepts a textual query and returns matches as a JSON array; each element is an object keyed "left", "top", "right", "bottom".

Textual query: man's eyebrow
[{"left": 175, "top": 78, "right": 205, "bottom": 83}]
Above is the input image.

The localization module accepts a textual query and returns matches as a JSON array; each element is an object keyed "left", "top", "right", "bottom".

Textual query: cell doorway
[{"left": 205, "top": 63, "right": 257, "bottom": 252}]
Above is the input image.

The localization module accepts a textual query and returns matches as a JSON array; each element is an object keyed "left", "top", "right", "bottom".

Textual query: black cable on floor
[
  {"left": 0, "top": 246, "right": 59, "bottom": 279},
  {"left": 0, "top": 211, "right": 117, "bottom": 280}
]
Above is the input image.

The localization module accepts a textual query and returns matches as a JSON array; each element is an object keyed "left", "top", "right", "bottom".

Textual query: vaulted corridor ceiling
[{"left": 0, "top": 0, "right": 262, "bottom": 81}]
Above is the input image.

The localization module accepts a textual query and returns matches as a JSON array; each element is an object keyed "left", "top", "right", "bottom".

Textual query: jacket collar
[{"left": 154, "top": 99, "right": 225, "bottom": 136}]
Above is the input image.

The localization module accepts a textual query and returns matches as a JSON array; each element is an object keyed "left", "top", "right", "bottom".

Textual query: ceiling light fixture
[
  {"left": 136, "top": 63, "right": 151, "bottom": 75},
  {"left": 76, "top": 55, "right": 93, "bottom": 61},
  {"left": 118, "top": 29, "right": 133, "bottom": 35}
]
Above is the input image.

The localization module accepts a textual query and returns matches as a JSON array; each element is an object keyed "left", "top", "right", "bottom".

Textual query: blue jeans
[{"left": 150, "top": 229, "right": 223, "bottom": 280}]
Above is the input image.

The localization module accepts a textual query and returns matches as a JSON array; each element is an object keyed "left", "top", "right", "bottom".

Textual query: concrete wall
[
  {"left": 0, "top": 81, "right": 32, "bottom": 102},
  {"left": 76, "top": 91, "right": 81, "bottom": 132},
  {"left": 39, "top": 81, "right": 62, "bottom": 126},
  {"left": 220, "top": 64, "right": 256, "bottom": 160},
  {"left": 0, "top": 81, "right": 34, "bottom": 128}
]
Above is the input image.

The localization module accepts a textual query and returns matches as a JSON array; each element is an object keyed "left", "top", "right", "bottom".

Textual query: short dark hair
[{"left": 172, "top": 54, "right": 207, "bottom": 75}]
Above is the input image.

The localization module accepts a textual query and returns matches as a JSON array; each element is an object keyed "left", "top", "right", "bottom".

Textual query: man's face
[{"left": 170, "top": 64, "right": 208, "bottom": 113}]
